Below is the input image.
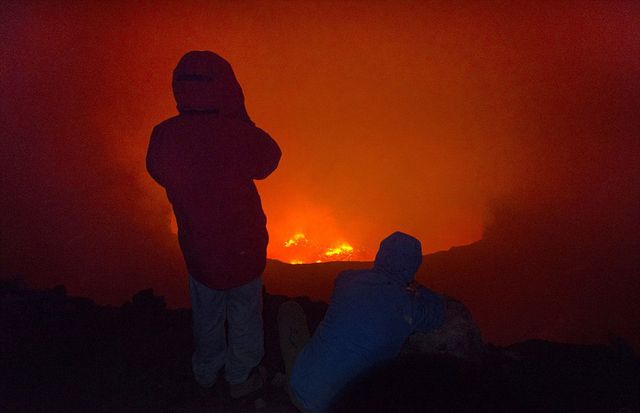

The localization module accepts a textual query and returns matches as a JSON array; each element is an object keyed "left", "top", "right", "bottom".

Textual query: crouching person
[{"left": 278, "top": 232, "right": 445, "bottom": 413}]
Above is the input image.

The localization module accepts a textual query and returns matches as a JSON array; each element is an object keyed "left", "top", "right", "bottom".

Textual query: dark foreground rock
[
  {"left": 401, "top": 292, "right": 484, "bottom": 364},
  {"left": 1, "top": 283, "right": 638, "bottom": 413}
]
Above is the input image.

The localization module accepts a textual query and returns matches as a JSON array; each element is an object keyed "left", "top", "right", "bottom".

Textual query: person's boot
[{"left": 229, "top": 365, "right": 267, "bottom": 399}]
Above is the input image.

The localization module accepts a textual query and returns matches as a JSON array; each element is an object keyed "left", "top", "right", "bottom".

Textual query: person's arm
[
  {"left": 411, "top": 284, "right": 445, "bottom": 333},
  {"left": 228, "top": 102, "right": 255, "bottom": 127},
  {"left": 146, "top": 126, "right": 166, "bottom": 187},
  {"left": 246, "top": 126, "right": 282, "bottom": 180}
]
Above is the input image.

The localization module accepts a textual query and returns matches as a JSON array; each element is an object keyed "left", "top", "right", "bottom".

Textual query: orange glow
[
  {"left": 117, "top": 0, "right": 638, "bottom": 264},
  {"left": 281, "top": 231, "right": 365, "bottom": 264},
  {"left": 324, "top": 244, "right": 354, "bottom": 258},
  {"left": 284, "top": 233, "right": 307, "bottom": 248}
]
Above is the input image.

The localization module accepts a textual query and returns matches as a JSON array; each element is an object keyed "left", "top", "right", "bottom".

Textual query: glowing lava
[
  {"left": 283, "top": 233, "right": 361, "bottom": 264},
  {"left": 284, "top": 233, "right": 308, "bottom": 248},
  {"left": 324, "top": 244, "right": 354, "bottom": 258}
]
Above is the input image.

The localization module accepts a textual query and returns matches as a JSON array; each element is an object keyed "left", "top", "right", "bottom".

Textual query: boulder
[
  {"left": 132, "top": 288, "right": 167, "bottom": 312},
  {"left": 400, "top": 292, "right": 484, "bottom": 364}
]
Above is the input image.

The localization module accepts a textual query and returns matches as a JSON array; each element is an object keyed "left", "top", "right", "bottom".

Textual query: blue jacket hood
[{"left": 373, "top": 232, "right": 423, "bottom": 285}]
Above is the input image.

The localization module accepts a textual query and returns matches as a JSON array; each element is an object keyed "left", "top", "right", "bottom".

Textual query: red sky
[{"left": 1, "top": 1, "right": 639, "bottom": 306}]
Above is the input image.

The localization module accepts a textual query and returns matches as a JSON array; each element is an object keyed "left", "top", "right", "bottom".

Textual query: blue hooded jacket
[{"left": 289, "top": 232, "right": 445, "bottom": 413}]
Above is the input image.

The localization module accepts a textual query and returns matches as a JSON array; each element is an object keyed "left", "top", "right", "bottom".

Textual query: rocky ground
[{"left": 1, "top": 279, "right": 638, "bottom": 413}]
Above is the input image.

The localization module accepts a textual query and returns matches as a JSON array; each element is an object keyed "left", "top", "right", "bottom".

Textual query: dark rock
[
  {"left": 2, "top": 283, "right": 637, "bottom": 413},
  {"left": 401, "top": 292, "right": 484, "bottom": 364},
  {"left": 608, "top": 332, "right": 636, "bottom": 360},
  {"left": 52, "top": 284, "right": 67, "bottom": 297},
  {"left": 132, "top": 288, "right": 166, "bottom": 311}
]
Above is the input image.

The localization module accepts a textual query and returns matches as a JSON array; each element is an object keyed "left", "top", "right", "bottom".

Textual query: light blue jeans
[{"left": 189, "top": 274, "right": 264, "bottom": 387}]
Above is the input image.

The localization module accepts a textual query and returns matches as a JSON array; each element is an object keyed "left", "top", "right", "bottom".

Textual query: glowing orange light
[
  {"left": 285, "top": 233, "right": 307, "bottom": 247},
  {"left": 280, "top": 232, "right": 363, "bottom": 264},
  {"left": 324, "top": 244, "right": 354, "bottom": 257}
]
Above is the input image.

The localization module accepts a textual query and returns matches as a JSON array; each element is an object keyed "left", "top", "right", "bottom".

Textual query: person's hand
[{"left": 406, "top": 280, "right": 419, "bottom": 296}]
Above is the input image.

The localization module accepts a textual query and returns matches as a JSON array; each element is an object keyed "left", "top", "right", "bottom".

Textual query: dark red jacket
[{"left": 147, "top": 51, "right": 281, "bottom": 289}]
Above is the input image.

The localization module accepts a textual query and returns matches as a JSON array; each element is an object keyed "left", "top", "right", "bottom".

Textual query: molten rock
[{"left": 400, "top": 292, "right": 484, "bottom": 364}]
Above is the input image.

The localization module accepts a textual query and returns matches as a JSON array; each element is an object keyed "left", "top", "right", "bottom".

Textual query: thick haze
[{"left": 2, "top": 0, "right": 639, "bottom": 328}]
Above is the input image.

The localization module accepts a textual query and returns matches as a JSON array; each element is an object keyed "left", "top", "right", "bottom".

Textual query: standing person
[
  {"left": 278, "top": 232, "right": 445, "bottom": 412},
  {"left": 147, "top": 51, "right": 281, "bottom": 398}
]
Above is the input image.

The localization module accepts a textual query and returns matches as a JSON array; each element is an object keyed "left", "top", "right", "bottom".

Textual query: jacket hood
[
  {"left": 373, "top": 232, "right": 423, "bottom": 284},
  {"left": 172, "top": 51, "right": 252, "bottom": 122}
]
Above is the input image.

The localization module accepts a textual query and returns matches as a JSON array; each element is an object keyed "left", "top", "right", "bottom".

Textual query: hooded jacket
[
  {"left": 146, "top": 51, "right": 281, "bottom": 290},
  {"left": 289, "top": 232, "right": 445, "bottom": 413}
]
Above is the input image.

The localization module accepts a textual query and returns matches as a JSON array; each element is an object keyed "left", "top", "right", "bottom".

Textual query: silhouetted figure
[
  {"left": 278, "top": 232, "right": 445, "bottom": 413},
  {"left": 146, "top": 51, "right": 281, "bottom": 398}
]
